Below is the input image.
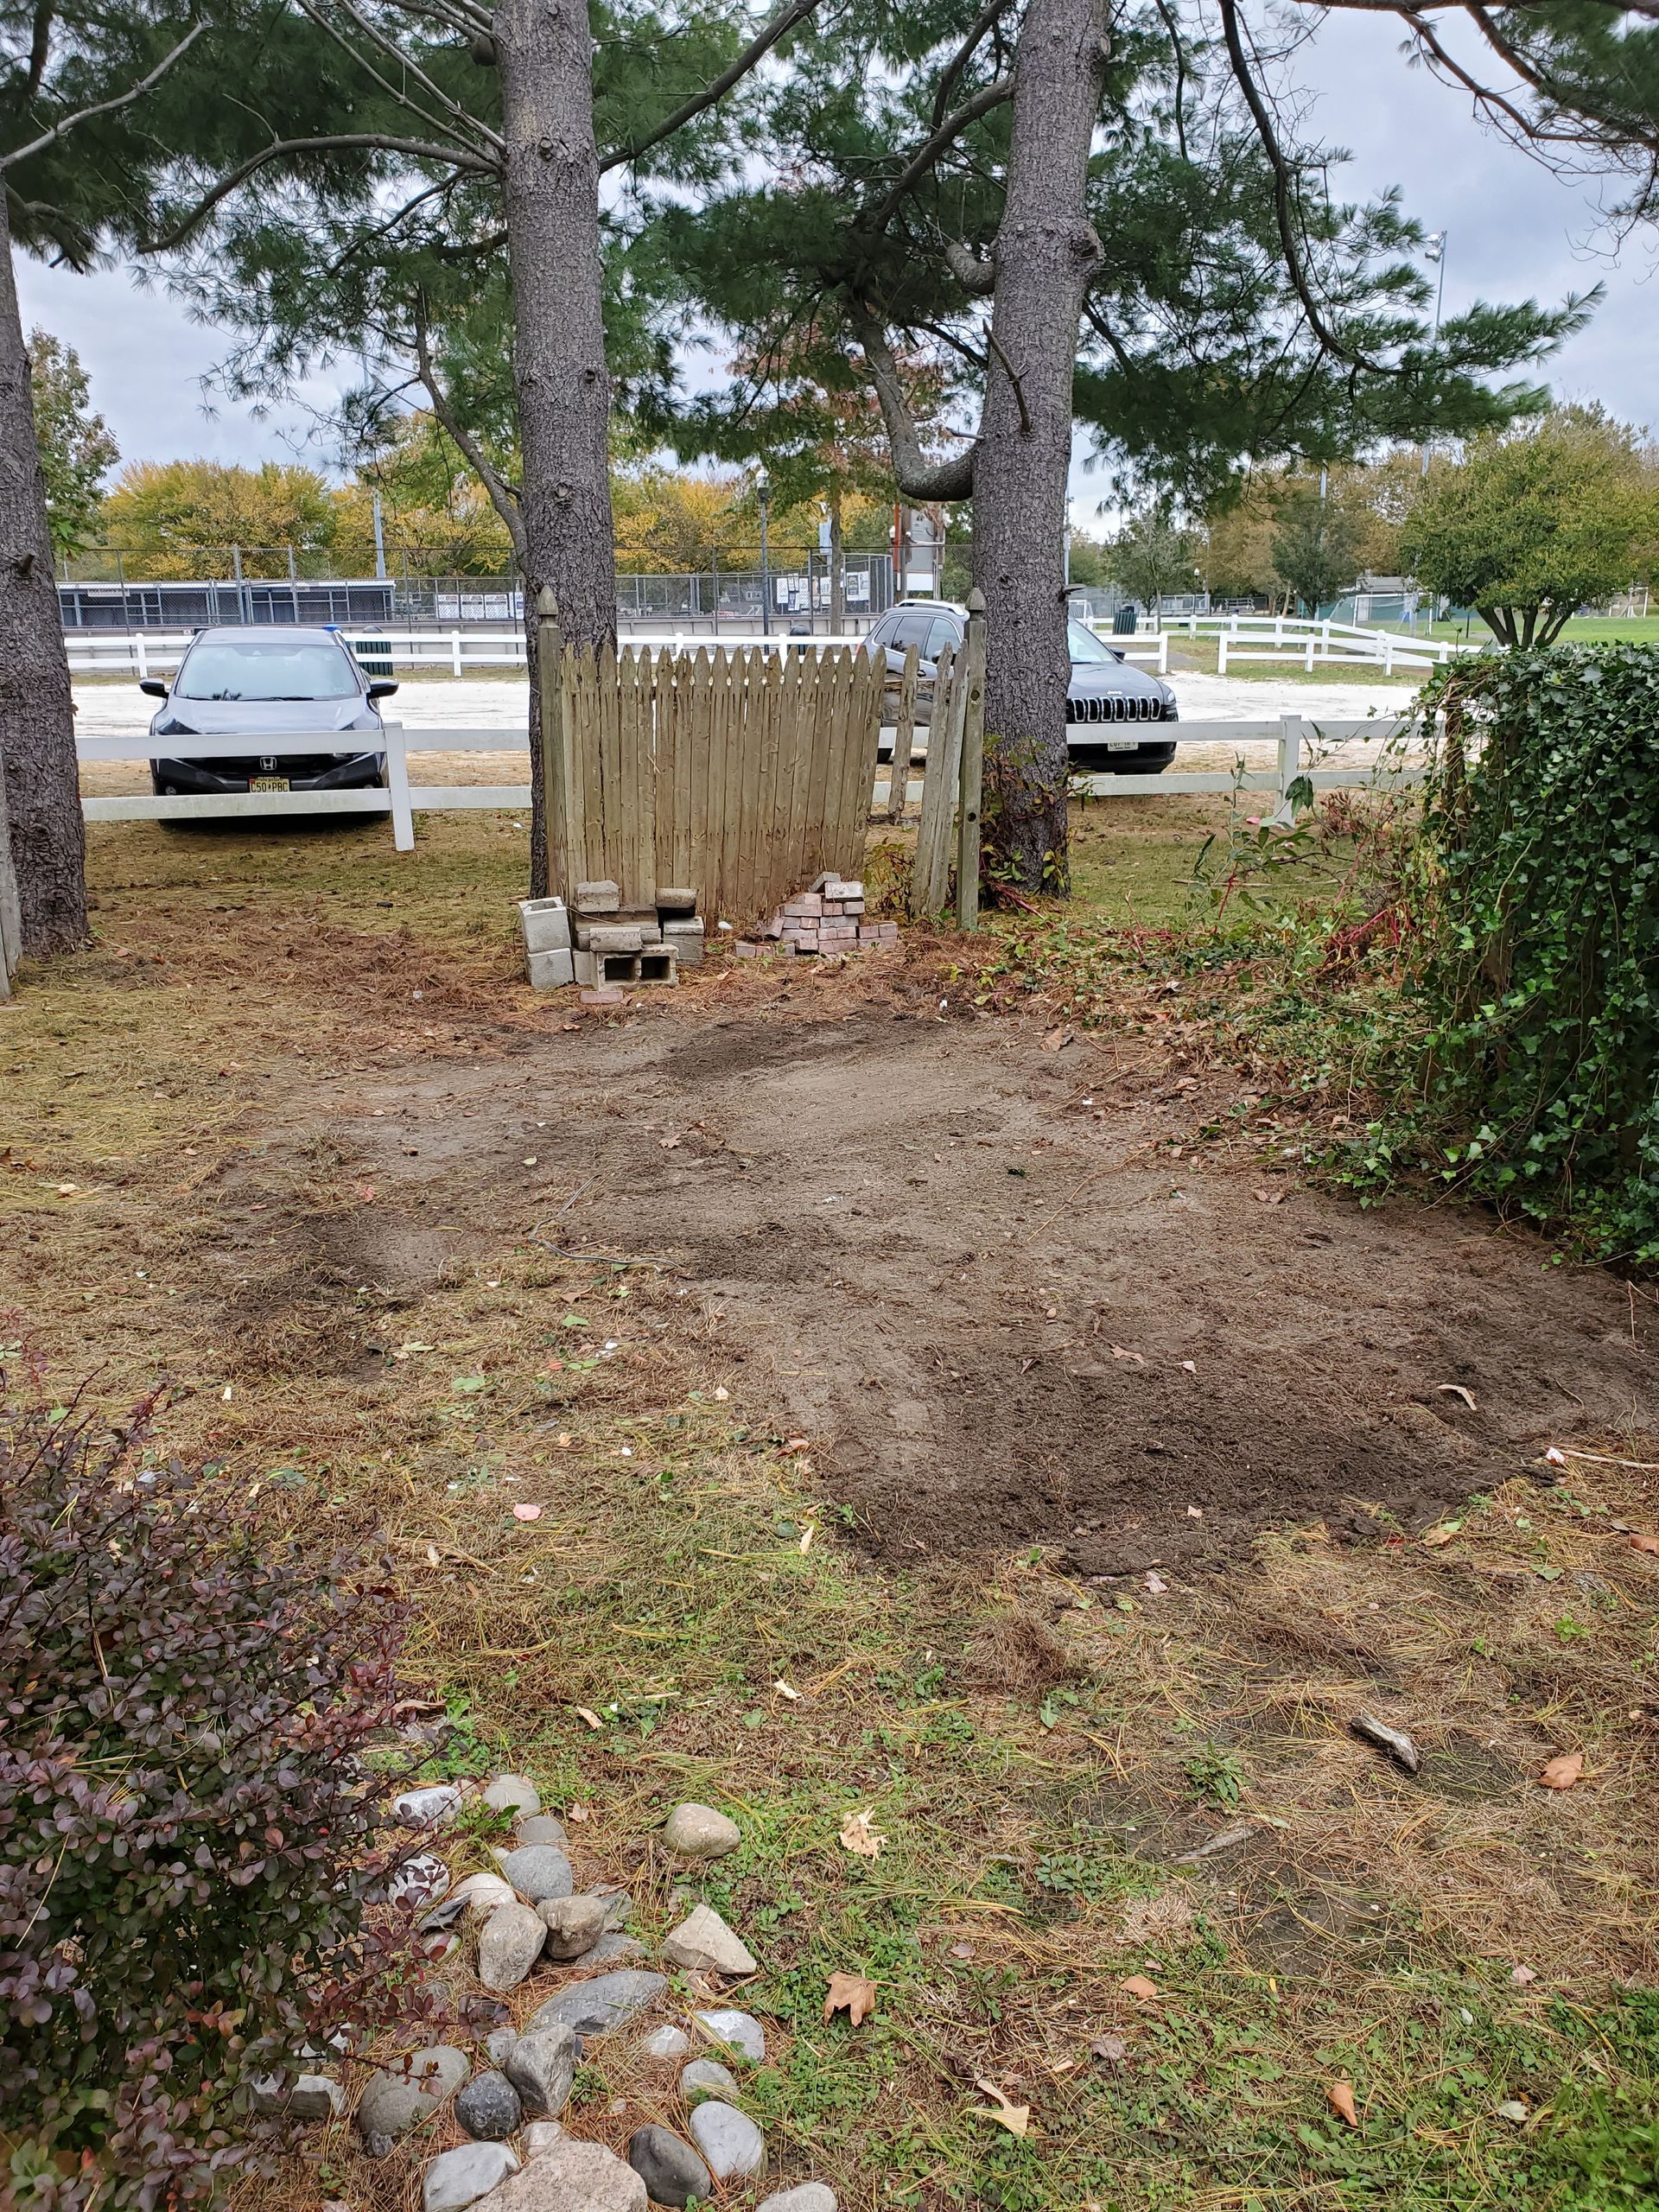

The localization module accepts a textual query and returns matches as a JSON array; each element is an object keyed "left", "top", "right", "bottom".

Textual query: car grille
[
  {"left": 162, "top": 752, "right": 363, "bottom": 780},
  {"left": 1065, "top": 694, "right": 1166, "bottom": 724}
]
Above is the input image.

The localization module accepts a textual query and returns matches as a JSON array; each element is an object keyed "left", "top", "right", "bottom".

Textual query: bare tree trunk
[
  {"left": 495, "top": 0, "right": 617, "bottom": 894},
  {"left": 973, "top": 0, "right": 1109, "bottom": 895},
  {"left": 0, "top": 202, "right": 84, "bottom": 954},
  {"left": 829, "top": 489, "right": 845, "bottom": 632}
]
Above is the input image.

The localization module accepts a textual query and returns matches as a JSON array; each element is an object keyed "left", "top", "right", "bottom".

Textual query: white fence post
[
  {"left": 1217, "top": 635, "right": 1229, "bottom": 675},
  {"left": 1157, "top": 632, "right": 1168, "bottom": 674},
  {"left": 384, "top": 721, "right": 415, "bottom": 851},
  {"left": 135, "top": 633, "right": 148, "bottom": 681},
  {"left": 1275, "top": 712, "right": 1304, "bottom": 818},
  {"left": 1382, "top": 635, "right": 1395, "bottom": 676},
  {"left": 451, "top": 630, "right": 463, "bottom": 677},
  {"left": 1304, "top": 635, "right": 1315, "bottom": 672}
]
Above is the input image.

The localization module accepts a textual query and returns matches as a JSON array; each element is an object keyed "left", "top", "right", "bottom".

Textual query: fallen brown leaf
[
  {"left": 1421, "top": 1523, "right": 1459, "bottom": 1547},
  {"left": 839, "top": 1807, "right": 886, "bottom": 1858},
  {"left": 1119, "top": 1974, "right": 1159, "bottom": 2000},
  {"left": 1326, "top": 2081, "right": 1359, "bottom": 2128},
  {"left": 1630, "top": 1534, "right": 1659, "bottom": 1556},
  {"left": 1436, "top": 1383, "right": 1478, "bottom": 1410},
  {"left": 1109, "top": 1344, "right": 1146, "bottom": 1366},
  {"left": 971, "top": 2080, "right": 1031, "bottom": 2138},
  {"left": 1538, "top": 1750, "right": 1583, "bottom": 1790},
  {"left": 1252, "top": 1188, "right": 1286, "bottom": 1205},
  {"left": 823, "top": 1971, "right": 878, "bottom": 2027}
]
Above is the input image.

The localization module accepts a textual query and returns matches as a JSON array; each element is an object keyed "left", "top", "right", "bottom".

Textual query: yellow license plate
[{"left": 249, "top": 775, "right": 290, "bottom": 791}]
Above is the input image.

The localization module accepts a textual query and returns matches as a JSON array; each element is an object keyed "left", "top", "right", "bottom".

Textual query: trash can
[{"left": 1112, "top": 603, "right": 1139, "bottom": 635}]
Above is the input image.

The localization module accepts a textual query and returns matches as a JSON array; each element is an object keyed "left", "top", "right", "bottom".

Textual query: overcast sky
[{"left": 16, "top": 5, "right": 1655, "bottom": 531}]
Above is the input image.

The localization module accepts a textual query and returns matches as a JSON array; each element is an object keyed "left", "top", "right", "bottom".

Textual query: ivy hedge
[{"left": 1398, "top": 642, "right": 1659, "bottom": 1259}]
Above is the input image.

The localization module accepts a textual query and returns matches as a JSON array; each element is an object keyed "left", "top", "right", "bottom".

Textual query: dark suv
[
  {"left": 143, "top": 626, "right": 397, "bottom": 797},
  {"left": 865, "top": 601, "right": 1179, "bottom": 771}
]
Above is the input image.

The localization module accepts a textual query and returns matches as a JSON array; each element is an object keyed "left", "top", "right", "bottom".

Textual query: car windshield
[
  {"left": 175, "top": 639, "right": 359, "bottom": 701},
  {"left": 1067, "top": 620, "right": 1117, "bottom": 664}
]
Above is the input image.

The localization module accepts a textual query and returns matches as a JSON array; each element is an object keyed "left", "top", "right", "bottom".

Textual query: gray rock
[
  {"left": 680, "top": 2059, "right": 737, "bottom": 2099},
  {"left": 585, "top": 1930, "right": 645, "bottom": 1964},
  {"left": 391, "top": 1852, "right": 453, "bottom": 1910},
  {"left": 289, "top": 2073, "right": 346, "bottom": 2122},
  {"left": 454, "top": 1872, "right": 518, "bottom": 1917},
  {"left": 477, "top": 1903, "right": 546, "bottom": 1991},
  {"left": 598, "top": 1889, "right": 633, "bottom": 1929},
  {"left": 663, "top": 1803, "right": 741, "bottom": 1859},
  {"left": 537, "top": 1894, "right": 608, "bottom": 1960},
  {"left": 626, "top": 2126, "right": 713, "bottom": 2209},
  {"left": 455, "top": 2070, "right": 523, "bottom": 2140},
  {"left": 690, "top": 2008, "right": 766, "bottom": 2063},
  {"left": 522, "top": 2121, "right": 565, "bottom": 2158},
  {"left": 249, "top": 2069, "right": 344, "bottom": 2120},
  {"left": 516, "top": 1815, "right": 569, "bottom": 1848},
  {"left": 688, "top": 2101, "right": 766, "bottom": 2182},
  {"left": 525, "top": 1970, "right": 668, "bottom": 2040},
  {"left": 485, "top": 1774, "right": 541, "bottom": 1818},
  {"left": 501, "top": 1844, "right": 575, "bottom": 1904},
  {"left": 394, "top": 1783, "right": 463, "bottom": 1828},
  {"left": 758, "top": 2189, "right": 837, "bottom": 2212},
  {"left": 486, "top": 2027, "right": 518, "bottom": 2066},
  {"left": 356, "top": 2045, "right": 469, "bottom": 2144},
  {"left": 661, "top": 1905, "right": 756, "bottom": 1977},
  {"left": 641, "top": 2024, "right": 690, "bottom": 2060},
  {"left": 466, "top": 2135, "right": 646, "bottom": 2212},
  {"left": 505, "top": 2024, "right": 579, "bottom": 2118},
  {"left": 424, "top": 2142, "right": 520, "bottom": 2212}
]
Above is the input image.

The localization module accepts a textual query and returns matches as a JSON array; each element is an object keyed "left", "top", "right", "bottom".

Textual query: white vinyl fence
[
  {"left": 1144, "top": 611, "right": 1477, "bottom": 675},
  {"left": 78, "top": 710, "right": 1418, "bottom": 859}
]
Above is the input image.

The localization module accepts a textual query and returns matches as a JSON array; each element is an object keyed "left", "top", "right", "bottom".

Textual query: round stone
[
  {"left": 516, "top": 1814, "right": 569, "bottom": 1848},
  {"left": 758, "top": 2190, "right": 838, "bottom": 2212},
  {"left": 504, "top": 2024, "right": 580, "bottom": 2119},
  {"left": 390, "top": 1852, "right": 452, "bottom": 1910},
  {"left": 356, "top": 2046, "right": 468, "bottom": 2144},
  {"left": 500, "top": 1842, "right": 575, "bottom": 1904},
  {"left": 680, "top": 2058, "right": 737, "bottom": 2098},
  {"left": 476, "top": 1902, "right": 547, "bottom": 1991},
  {"left": 626, "top": 2125, "right": 713, "bottom": 2209},
  {"left": 394, "top": 1783, "right": 462, "bottom": 1828},
  {"left": 688, "top": 2100, "right": 766, "bottom": 2181},
  {"left": 663, "top": 1802, "right": 741, "bottom": 1859},
  {"left": 642, "top": 2024, "right": 690, "bottom": 2059},
  {"left": 537, "top": 1894, "right": 608, "bottom": 1960},
  {"left": 423, "top": 2141, "right": 518, "bottom": 2212},
  {"left": 484, "top": 1774, "right": 541, "bottom": 1818},
  {"left": 691, "top": 2007, "right": 766, "bottom": 2063},
  {"left": 454, "top": 2069, "right": 522, "bottom": 2141}
]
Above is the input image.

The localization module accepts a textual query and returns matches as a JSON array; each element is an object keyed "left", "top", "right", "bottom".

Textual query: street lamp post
[{"left": 756, "top": 471, "right": 772, "bottom": 638}]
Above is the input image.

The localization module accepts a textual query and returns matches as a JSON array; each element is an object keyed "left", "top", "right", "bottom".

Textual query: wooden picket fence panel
[{"left": 542, "top": 634, "right": 883, "bottom": 924}]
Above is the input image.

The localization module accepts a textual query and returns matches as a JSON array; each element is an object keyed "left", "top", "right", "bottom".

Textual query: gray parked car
[
  {"left": 142, "top": 625, "right": 397, "bottom": 797},
  {"left": 865, "top": 600, "right": 1179, "bottom": 771}
]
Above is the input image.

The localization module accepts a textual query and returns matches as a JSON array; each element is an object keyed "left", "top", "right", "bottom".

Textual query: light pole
[
  {"left": 1421, "top": 230, "right": 1447, "bottom": 478},
  {"left": 756, "top": 469, "right": 772, "bottom": 638}
]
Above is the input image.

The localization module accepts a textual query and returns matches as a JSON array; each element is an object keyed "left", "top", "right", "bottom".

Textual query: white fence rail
[
  {"left": 78, "top": 711, "right": 1419, "bottom": 861},
  {"left": 1149, "top": 610, "right": 1475, "bottom": 673}
]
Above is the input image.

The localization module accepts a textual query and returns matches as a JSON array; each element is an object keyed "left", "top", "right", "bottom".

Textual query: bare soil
[{"left": 194, "top": 984, "right": 1650, "bottom": 1572}]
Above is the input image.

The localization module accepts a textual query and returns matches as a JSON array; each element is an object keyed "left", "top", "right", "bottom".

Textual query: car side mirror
[
  {"left": 367, "top": 679, "right": 399, "bottom": 699},
  {"left": 138, "top": 677, "right": 168, "bottom": 698}
]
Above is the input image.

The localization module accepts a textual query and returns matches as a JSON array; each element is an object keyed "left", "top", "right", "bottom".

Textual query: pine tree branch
[
  {"left": 599, "top": 0, "right": 825, "bottom": 172},
  {"left": 942, "top": 238, "right": 996, "bottom": 292},
  {"left": 861, "top": 75, "right": 1014, "bottom": 232},
  {"left": 144, "top": 133, "right": 499, "bottom": 252},
  {"left": 299, "top": 0, "right": 505, "bottom": 153},
  {"left": 1, "top": 20, "right": 207, "bottom": 171},
  {"left": 849, "top": 304, "right": 977, "bottom": 499},
  {"left": 412, "top": 297, "right": 527, "bottom": 567},
  {"left": 931, "top": 0, "right": 1014, "bottom": 129}
]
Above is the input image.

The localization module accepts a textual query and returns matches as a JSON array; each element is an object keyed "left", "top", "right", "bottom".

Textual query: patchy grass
[{"left": 5, "top": 813, "right": 1658, "bottom": 2212}]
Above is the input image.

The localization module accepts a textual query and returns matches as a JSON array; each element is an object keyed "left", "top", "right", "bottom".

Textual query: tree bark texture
[
  {"left": 972, "top": 0, "right": 1108, "bottom": 894},
  {"left": 0, "top": 200, "right": 85, "bottom": 954},
  {"left": 495, "top": 0, "right": 617, "bottom": 893}
]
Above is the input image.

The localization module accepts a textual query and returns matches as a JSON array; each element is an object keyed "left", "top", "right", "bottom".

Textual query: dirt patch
[{"left": 290, "top": 999, "right": 1655, "bottom": 1569}]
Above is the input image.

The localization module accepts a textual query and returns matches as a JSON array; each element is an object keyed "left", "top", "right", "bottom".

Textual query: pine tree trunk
[
  {"left": 0, "top": 204, "right": 85, "bottom": 955},
  {"left": 974, "top": 0, "right": 1108, "bottom": 895},
  {"left": 829, "top": 492, "right": 845, "bottom": 632},
  {"left": 495, "top": 0, "right": 617, "bottom": 895}
]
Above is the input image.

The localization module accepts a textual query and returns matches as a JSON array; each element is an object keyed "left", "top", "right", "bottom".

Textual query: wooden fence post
[
  {"left": 537, "top": 586, "right": 567, "bottom": 893},
  {"left": 955, "top": 589, "right": 987, "bottom": 931},
  {"left": 910, "top": 642, "right": 966, "bottom": 918},
  {"left": 887, "top": 644, "right": 919, "bottom": 822}
]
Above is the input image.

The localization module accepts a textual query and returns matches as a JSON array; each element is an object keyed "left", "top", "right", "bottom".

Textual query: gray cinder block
[
  {"left": 518, "top": 897, "right": 570, "bottom": 954},
  {"left": 527, "top": 947, "right": 575, "bottom": 990}
]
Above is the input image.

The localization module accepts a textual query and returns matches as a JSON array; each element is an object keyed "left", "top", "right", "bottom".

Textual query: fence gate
[{"left": 541, "top": 615, "right": 883, "bottom": 925}]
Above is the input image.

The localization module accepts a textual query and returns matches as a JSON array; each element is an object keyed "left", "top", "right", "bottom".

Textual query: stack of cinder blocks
[
  {"left": 751, "top": 872, "right": 899, "bottom": 958},
  {"left": 518, "top": 883, "right": 705, "bottom": 992}
]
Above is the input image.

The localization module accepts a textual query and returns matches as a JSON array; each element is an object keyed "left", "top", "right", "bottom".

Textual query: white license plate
[
  {"left": 249, "top": 775, "right": 290, "bottom": 791},
  {"left": 1105, "top": 739, "right": 1142, "bottom": 752}
]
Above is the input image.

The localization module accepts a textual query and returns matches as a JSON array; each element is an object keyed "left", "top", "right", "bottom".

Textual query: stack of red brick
[{"left": 742, "top": 874, "right": 900, "bottom": 958}]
